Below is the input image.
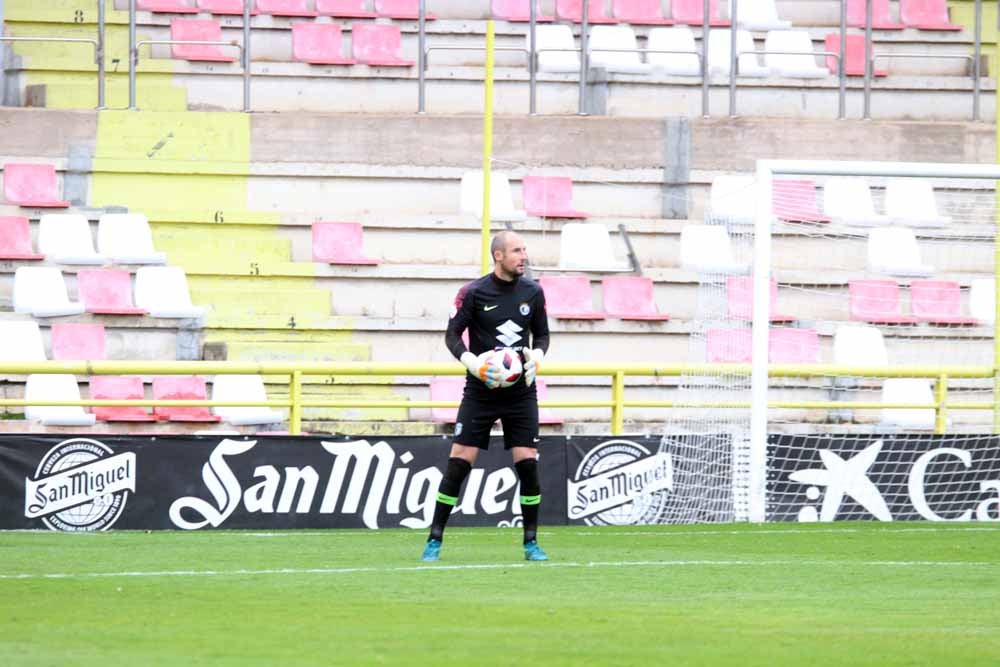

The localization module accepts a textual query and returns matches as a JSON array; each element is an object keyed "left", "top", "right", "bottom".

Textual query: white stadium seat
[
  {"left": 532, "top": 24, "right": 579, "bottom": 73},
  {"left": 25, "top": 374, "right": 97, "bottom": 427},
  {"left": 0, "top": 321, "right": 46, "bottom": 361},
  {"left": 708, "top": 29, "right": 769, "bottom": 77},
  {"left": 134, "top": 266, "right": 207, "bottom": 319},
  {"left": 867, "top": 227, "right": 934, "bottom": 277},
  {"left": 459, "top": 170, "right": 526, "bottom": 221},
  {"left": 13, "top": 267, "right": 86, "bottom": 318},
  {"left": 557, "top": 223, "right": 631, "bottom": 271},
  {"left": 588, "top": 25, "right": 653, "bottom": 74},
  {"left": 734, "top": 0, "right": 791, "bottom": 30},
  {"left": 680, "top": 225, "right": 750, "bottom": 275},
  {"left": 884, "top": 178, "right": 951, "bottom": 228},
  {"left": 38, "top": 214, "right": 105, "bottom": 265},
  {"left": 822, "top": 177, "right": 890, "bottom": 227},
  {"left": 212, "top": 374, "right": 285, "bottom": 426},
  {"left": 881, "top": 378, "right": 936, "bottom": 430},
  {"left": 764, "top": 30, "right": 827, "bottom": 78},
  {"left": 97, "top": 213, "right": 168, "bottom": 264},
  {"left": 647, "top": 26, "right": 702, "bottom": 76}
]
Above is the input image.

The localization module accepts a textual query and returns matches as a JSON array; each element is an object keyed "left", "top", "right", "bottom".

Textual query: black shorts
[{"left": 453, "top": 382, "right": 539, "bottom": 450}]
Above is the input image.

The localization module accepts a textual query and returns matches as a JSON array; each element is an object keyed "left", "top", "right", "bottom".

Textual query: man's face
[{"left": 496, "top": 235, "right": 527, "bottom": 277}]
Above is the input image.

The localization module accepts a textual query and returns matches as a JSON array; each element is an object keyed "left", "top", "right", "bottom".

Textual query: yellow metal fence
[{"left": 0, "top": 361, "right": 996, "bottom": 436}]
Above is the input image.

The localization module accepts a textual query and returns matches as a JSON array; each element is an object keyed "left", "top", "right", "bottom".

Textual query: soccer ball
[{"left": 487, "top": 348, "right": 523, "bottom": 388}]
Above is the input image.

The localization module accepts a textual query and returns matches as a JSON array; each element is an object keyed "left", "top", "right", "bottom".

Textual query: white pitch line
[
  {"left": 0, "top": 559, "right": 996, "bottom": 581},
  {"left": 571, "top": 526, "right": 1000, "bottom": 537}
]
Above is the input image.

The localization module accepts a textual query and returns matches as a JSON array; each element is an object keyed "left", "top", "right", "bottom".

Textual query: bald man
[{"left": 422, "top": 231, "right": 551, "bottom": 562}]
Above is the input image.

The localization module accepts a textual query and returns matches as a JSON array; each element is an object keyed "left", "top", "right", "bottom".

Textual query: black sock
[
  {"left": 428, "top": 457, "right": 472, "bottom": 542},
  {"left": 515, "top": 458, "right": 541, "bottom": 545}
]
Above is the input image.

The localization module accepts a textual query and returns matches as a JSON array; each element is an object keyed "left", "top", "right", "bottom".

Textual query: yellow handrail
[{"left": 0, "top": 361, "right": 995, "bottom": 435}]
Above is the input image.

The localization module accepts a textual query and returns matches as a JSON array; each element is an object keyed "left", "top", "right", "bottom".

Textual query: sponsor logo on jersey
[
  {"left": 484, "top": 305, "right": 498, "bottom": 312},
  {"left": 519, "top": 303, "right": 530, "bottom": 316},
  {"left": 495, "top": 320, "right": 523, "bottom": 346}
]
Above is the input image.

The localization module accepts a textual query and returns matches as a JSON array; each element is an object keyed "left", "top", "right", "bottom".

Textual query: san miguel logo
[
  {"left": 25, "top": 438, "right": 136, "bottom": 531},
  {"left": 169, "top": 439, "right": 522, "bottom": 530},
  {"left": 568, "top": 439, "right": 673, "bottom": 525}
]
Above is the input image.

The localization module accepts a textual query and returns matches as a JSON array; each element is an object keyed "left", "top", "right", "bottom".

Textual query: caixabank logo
[
  {"left": 24, "top": 438, "right": 136, "bottom": 531},
  {"left": 567, "top": 439, "right": 673, "bottom": 525}
]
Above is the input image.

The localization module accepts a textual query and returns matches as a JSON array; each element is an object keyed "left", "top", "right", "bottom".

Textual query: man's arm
[{"left": 445, "top": 285, "right": 474, "bottom": 360}]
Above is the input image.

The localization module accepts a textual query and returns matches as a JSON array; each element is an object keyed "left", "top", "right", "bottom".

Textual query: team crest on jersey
[{"left": 519, "top": 303, "right": 530, "bottom": 316}]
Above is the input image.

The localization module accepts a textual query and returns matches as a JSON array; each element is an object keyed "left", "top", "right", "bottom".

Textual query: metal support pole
[
  {"left": 289, "top": 370, "right": 302, "bottom": 435},
  {"left": 577, "top": 0, "right": 589, "bottom": 115},
  {"left": 701, "top": 0, "right": 709, "bottom": 116},
  {"left": 838, "top": 0, "right": 846, "bottom": 119},
  {"left": 529, "top": 0, "right": 537, "bottom": 114},
  {"left": 728, "top": 0, "right": 737, "bottom": 117},
  {"left": 481, "top": 20, "right": 495, "bottom": 275},
  {"left": 242, "top": 0, "right": 251, "bottom": 112},
  {"left": 863, "top": 0, "right": 873, "bottom": 119},
  {"left": 417, "top": 0, "right": 426, "bottom": 112},
  {"left": 97, "top": 0, "right": 106, "bottom": 109},
  {"left": 973, "top": 0, "right": 982, "bottom": 121},
  {"left": 611, "top": 370, "right": 625, "bottom": 435},
  {"left": 934, "top": 374, "right": 948, "bottom": 434},
  {"left": 128, "top": 0, "right": 137, "bottom": 109}
]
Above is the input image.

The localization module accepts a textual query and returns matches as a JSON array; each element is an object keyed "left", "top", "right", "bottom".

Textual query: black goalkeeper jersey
[{"left": 446, "top": 273, "right": 550, "bottom": 393}]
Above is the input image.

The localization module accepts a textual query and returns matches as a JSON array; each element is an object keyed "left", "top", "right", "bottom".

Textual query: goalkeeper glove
[
  {"left": 523, "top": 348, "right": 544, "bottom": 387},
  {"left": 461, "top": 351, "right": 501, "bottom": 389}
]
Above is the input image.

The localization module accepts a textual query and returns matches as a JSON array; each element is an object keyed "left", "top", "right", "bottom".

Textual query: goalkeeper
[{"left": 422, "top": 231, "right": 551, "bottom": 562}]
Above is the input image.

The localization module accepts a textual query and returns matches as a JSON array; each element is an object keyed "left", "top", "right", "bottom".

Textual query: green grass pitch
[{"left": 1, "top": 523, "right": 998, "bottom": 666}]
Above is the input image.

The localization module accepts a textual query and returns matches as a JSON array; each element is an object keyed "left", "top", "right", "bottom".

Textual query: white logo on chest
[{"left": 495, "top": 320, "right": 523, "bottom": 347}]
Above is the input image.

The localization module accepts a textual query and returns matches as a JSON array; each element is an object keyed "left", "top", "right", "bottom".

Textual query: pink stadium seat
[
  {"left": 539, "top": 276, "right": 605, "bottom": 320},
  {"left": 312, "top": 222, "right": 379, "bottom": 264},
  {"left": 601, "top": 276, "right": 670, "bottom": 321},
  {"left": 197, "top": 0, "right": 260, "bottom": 15},
  {"left": 293, "top": 23, "right": 356, "bottom": 65},
  {"left": 556, "top": 0, "right": 618, "bottom": 23},
  {"left": 51, "top": 323, "right": 106, "bottom": 361},
  {"left": 847, "top": 0, "right": 904, "bottom": 30},
  {"left": 0, "top": 216, "right": 44, "bottom": 260},
  {"left": 671, "top": 0, "right": 729, "bottom": 26},
  {"left": 3, "top": 163, "right": 69, "bottom": 208},
  {"left": 535, "top": 379, "right": 563, "bottom": 425},
  {"left": 769, "top": 328, "right": 820, "bottom": 364},
  {"left": 706, "top": 328, "right": 752, "bottom": 363},
  {"left": 726, "top": 276, "right": 795, "bottom": 323},
  {"left": 773, "top": 180, "right": 831, "bottom": 224},
  {"left": 138, "top": 0, "right": 199, "bottom": 13},
  {"left": 429, "top": 376, "right": 463, "bottom": 422},
  {"left": 522, "top": 176, "right": 589, "bottom": 219},
  {"left": 824, "top": 33, "right": 887, "bottom": 77},
  {"left": 90, "top": 376, "right": 161, "bottom": 422},
  {"left": 153, "top": 376, "right": 221, "bottom": 422},
  {"left": 374, "top": 0, "right": 435, "bottom": 19},
  {"left": 171, "top": 19, "right": 237, "bottom": 62},
  {"left": 493, "top": 0, "right": 554, "bottom": 22},
  {"left": 351, "top": 23, "right": 414, "bottom": 66},
  {"left": 256, "top": 0, "right": 318, "bottom": 16},
  {"left": 900, "top": 0, "right": 962, "bottom": 30},
  {"left": 849, "top": 280, "right": 917, "bottom": 324},
  {"left": 909, "top": 280, "right": 977, "bottom": 325},
  {"left": 78, "top": 268, "right": 147, "bottom": 315},
  {"left": 613, "top": 0, "right": 673, "bottom": 24},
  {"left": 317, "top": 0, "right": 376, "bottom": 17}
]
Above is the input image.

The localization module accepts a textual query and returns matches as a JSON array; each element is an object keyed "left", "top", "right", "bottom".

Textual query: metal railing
[
  {"left": 0, "top": 0, "right": 106, "bottom": 108},
  {"left": 0, "top": 361, "right": 994, "bottom": 437}
]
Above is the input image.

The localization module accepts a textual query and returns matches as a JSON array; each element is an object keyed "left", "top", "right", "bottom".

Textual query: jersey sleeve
[
  {"left": 445, "top": 283, "right": 475, "bottom": 360},
  {"left": 530, "top": 285, "right": 550, "bottom": 354}
]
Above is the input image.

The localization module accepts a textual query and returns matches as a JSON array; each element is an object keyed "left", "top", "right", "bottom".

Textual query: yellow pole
[
  {"left": 934, "top": 374, "right": 948, "bottom": 435},
  {"left": 289, "top": 370, "right": 303, "bottom": 435},
  {"left": 480, "top": 19, "right": 495, "bottom": 276},
  {"left": 611, "top": 371, "right": 625, "bottom": 435},
  {"left": 995, "top": 88, "right": 1000, "bottom": 432}
]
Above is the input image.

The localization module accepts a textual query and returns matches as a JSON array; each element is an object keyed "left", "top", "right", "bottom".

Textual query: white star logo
[
  {"left": 495, "top": 320, "right": 523, "bottom": 347},
  {"left": 789, "top": 440, "right": 892, "bottom": 522}
]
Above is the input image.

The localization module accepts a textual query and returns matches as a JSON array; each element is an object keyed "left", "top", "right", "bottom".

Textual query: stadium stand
[
  {"left": 90, "top": 376, "right": 161, "bottom": 423},
  {"left": 866, "top": 227, "right": 934, "bottom": 277},
  {"left": 589, "top": 26, "right": 654, "bottom": 74},
  {"left": 97, "top": 213, "right": 168, "bottom": 265},
  {"left": 834, "top": 324, "right": 889, "bottom": 366},
  {"left": 822, "top": 178, "right": 890, "bottom": 226},
  {"left": 763, "top": 31, "right": 827, "bottom": 79},
  {"left": 736, "top": 0, "right": 791, "bottom": 30},
  {"left": 78, "top": 269, "right": 148, "bottom": 316},
  {"left": 13, "top": 267, "right": 86, "bottom": 318},
  {"left": 256, "top": 0, "right": 319, "bottom": 18},
  {"left": 198, "top": 0, "right": 261, "bottom": 16},
  {"left": 3, "top": 163, "right": 69, "bottom": 208},
  {"left": 352, "top": 23, "right": 414, "bottom": 66},
  {"left": 522, "top": 176, "right": 589, "bottom": 219},
  {"left": 493, "top": 0, "right": 554, "bottom": 22},
  {"left": 884, "top": 179, "right": 951, "bottom": 227},
  {"left": 708, "top": 29, "right": 769, "bottom": 77},
  {"left": 671, "top": 0, "right": 729, "bottom": 26},
  {"left": 50, "top": 323, "right": 106, "bottom": 361},
  {"left": 293, "top": 23, "right": 357, "bottom": 66},
  {"left": 38, "top": 214, "right": 105, "bottom": 265},
  {"left": 601, "top": 276, "right": 670, "bottom": 321},
  {"left": 970, "top": 278, "right": 996, "bottom": 325},
  {"left": 706, "top": 328, "right": 752, "bottom": 363},
  {"left": 538, "top": 276, "right": 605, "bottom": 320},
  {"left": 0, "top": 216, "right": 44, "bottom": 260},
  {"left": 137, "top": 0, "right": 199, "bottom": 14},
  {"left": 460, "top": 171, "right": 526, "bottom": 221},
  {"left": 824, "top": 34, "right": 888, "bottom": 77},
  {"left": 612, "top": 0, "right": 672, "bottom": 25},
  {"left": 532, "top": 24, "right": 581, "bottom": 72},
  {"left": 680, "top": 225, "right": 749, "bottom": 275},
  {"left": 899, "top": 0, "right": 962, "bottom": 31},
  {"left": 881, "top": 378, "right": 936, "bottom": 429},
  {"left": 556, "top": 0, "right": 618, "bottom": 24},
  {"left": 768, "top": 327, "right": 821, "bottom": 364},
  {"left": 374, "top": 0, "right": 435, "bottom": 20},
  {"left": 707, "top": 174, "right": 756, "bottom": 225},
  {"left": 726, "top": 276, "right": 795, "bottom": 323},
  {"left": 317, "top": 0, "right": 376, "bottom": 18},
  {"left": 848, "top": 279, "right": 918, "bottom": 325},
  {"left": 847, "top": 0, "right": 904, "bottom": 30},
  {"left": 909, "top": 280, "right": 978, "bottom": 325},
  {"left": 773, "top": 179, "right": 830, "bottom": 224},
  {"left": 152, "top": 376, "right": 220, "bottom": 422},
  {"left": 429, "top": 376, "right": 463, "bottom": 423},
  {"left": 211, "top": 374, "right": 285, "bottom": 426},
  {"left": 170, "top": 19, "right": 236, "bottom": 62},
  {"left": 646, "top": 26, "right": 701, "bottom": 76},
  {"left": 556, "top": 223, "right": 631, "bottom": 272},
  {"left": 0, "top": 322, "right": 46, "bottom": 362},
  {"left": 25, "top": 374, "right": 97, "bottom": 427}
]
